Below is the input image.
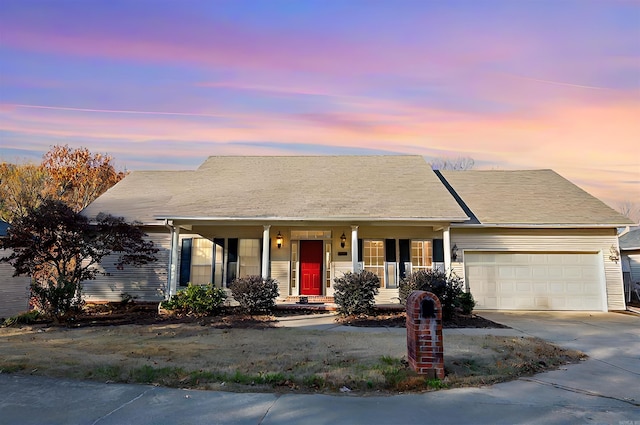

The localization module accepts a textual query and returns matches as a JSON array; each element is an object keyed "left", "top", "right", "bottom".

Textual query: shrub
[
  {"left": 161, "top": 283, "right": 227, "bottom": 316},
  {"left": 229, "top": 275, "right": 279, "bottom": 314},
  {"left": 458, "top": 292, "right": 476, "bottom": 315},
  {"left": 30, "top": 276, "right": 84, "bottom": 321},
  {"left": 399, "top": 269, "right": 464, "bottom": 320},
  {"left": 2, "top": 310, "right": 43, "bottom": 327},
  {"left": 333, "top": 270, "right": 380, "bottom": 316}
]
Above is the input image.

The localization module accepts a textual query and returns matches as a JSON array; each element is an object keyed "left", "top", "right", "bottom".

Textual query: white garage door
[{"left": 465, "top": 252, "right": 604, "bottom": 311}]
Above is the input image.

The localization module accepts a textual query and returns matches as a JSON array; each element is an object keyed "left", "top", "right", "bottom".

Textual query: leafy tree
[
  {"left": 0, "top": 162, "right": 47, "bottom": 222},
  {"left": 0, "top": 200, "right": 157, "bottom": 321},
  {"left": 42, "top": 144, "right": 127, "bottom": 212},
  {"left": 429, "top": 157, "right": 475, "bottom": 171}
]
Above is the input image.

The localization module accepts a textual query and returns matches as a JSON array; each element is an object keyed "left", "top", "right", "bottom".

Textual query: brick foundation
[{"left": 406, "top": 291, "right": 445, "bottom": 379}]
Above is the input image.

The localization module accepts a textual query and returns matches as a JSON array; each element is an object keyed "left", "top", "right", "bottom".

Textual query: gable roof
[
  {"left": 83, "top": 156, "right": 468, "bottom": 224},
  {"left": 440, "top": 169, "right": 633, "bottom": 227},
  {"left": 619, "top": 228, "right": 640, "bottom": 250}
]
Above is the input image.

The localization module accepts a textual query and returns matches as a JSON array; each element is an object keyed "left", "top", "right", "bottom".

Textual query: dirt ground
[{"left": 0, "top": 303, "right": 585, "bottom": 394}]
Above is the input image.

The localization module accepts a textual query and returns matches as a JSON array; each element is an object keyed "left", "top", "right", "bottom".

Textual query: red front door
[{"left": 300, "top": 240, "right": 323, "bottom": 296}]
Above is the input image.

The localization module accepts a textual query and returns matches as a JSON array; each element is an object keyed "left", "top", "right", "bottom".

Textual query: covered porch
[{"left": 163, "top": 219, "right": 456, "bottom": 304}]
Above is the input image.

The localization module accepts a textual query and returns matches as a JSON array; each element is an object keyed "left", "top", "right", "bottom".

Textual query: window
[
  {"left": 290, "top": 241, "right": 298, "bottom": 288},
  {"left": 212, "top": 238, "right": 224, "bottom": 287},
  {"left": 191, "top": 238, "right": 213, "bottom": 285},
  {"left": 411, "top": 240, "right": 433, "bottom": 270},
  {"left": 238, "top": 239, "right": 261, "bottom": 277},
  {"left": 363, "top": 240, "right": 385, "bottom": 285}
]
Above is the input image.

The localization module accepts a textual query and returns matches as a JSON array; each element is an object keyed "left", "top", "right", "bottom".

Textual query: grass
[{"left": 0, "top": 323, "right": 585, "bottom": 394}]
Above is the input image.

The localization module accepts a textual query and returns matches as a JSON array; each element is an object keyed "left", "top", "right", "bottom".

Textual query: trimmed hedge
[
  {"left": 230, "top": 275, "right": 279, "bottom": 314},
  {"left": 399, "top": 269, "right": 467, "bottom": 320},
  {"left": 333, "top": 270, "right": 380, "bottom": 316}
]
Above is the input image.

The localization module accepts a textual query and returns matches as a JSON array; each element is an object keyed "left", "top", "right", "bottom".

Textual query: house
[
  {"left": 619, "top": 228, "right": 640, "bottom": 304},
  {"left": 0, "top": 220, "right": 31, "bottom": 319},
  {"left": 81, "top": 155, "right": 633, "bottom": 312}
]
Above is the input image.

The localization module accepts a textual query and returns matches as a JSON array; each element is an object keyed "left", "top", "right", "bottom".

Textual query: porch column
[
  {"left": 262, "top": 225, "right": 271, "bottom": 279},
  {"left": 443, "top": 226, "right": 452, "bottom": 273},
  {"left": 168, "top": 222, "right": 180, "bottom": 297},
  {"left": 351, "top": 225, "right": 359, "bottom": 272}
]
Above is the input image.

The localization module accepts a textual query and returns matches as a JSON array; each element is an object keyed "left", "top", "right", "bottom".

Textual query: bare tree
[
  {"left": 429, "top": 157, "right": 475, "bottom": 171},
  {"left": 617, "top": 201, "right": 640, "bottom": 225}
]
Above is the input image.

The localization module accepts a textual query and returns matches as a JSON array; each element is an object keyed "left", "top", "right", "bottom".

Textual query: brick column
[{"left": 406, "top": 291, "right": 444, "bottom": 379}]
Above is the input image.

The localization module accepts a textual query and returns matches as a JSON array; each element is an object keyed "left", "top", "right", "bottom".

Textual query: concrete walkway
[{"left": 1, "top": 312, "right": 639, "bottom": 424}]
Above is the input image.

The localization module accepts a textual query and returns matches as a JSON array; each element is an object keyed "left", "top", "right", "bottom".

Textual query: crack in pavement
[
  {"left": 257, "top": 394, "right": 280, "bottom": 425},
  {"left": 91, "top": 387, "right": 157, "bottom": 424},
  {"left": 520, "top": 377, "right": 640, "bottom": 407},
  {"left": 591, "top": 357, "right": 640, "bottom": 376}
]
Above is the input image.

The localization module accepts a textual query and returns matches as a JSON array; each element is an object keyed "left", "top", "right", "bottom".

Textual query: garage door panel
[
  {"left": 498, "top": 266, "right": 515, "bottom": 278},
  {"left": 563, "top": 267, "right": 582, "bottom": 279},
  {"left": 499, "top": 282, "right": 515, "bottom": 292},
  {"left": 465, "top": 252, "right": 603, "bottom": 311}
]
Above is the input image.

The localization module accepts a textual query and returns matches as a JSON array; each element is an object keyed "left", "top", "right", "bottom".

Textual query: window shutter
[
  {"left": 385, "top": 239, "right": 396, "bottom": 262},
  {"left": 433, "top": 239, "right": 444, "bottom": 263},
  {"left": 358, "top": 238, "right": 363, "bottom": 262},
  {"left": 399, "top": 239, "right": 410, "bottom": 278},
  {"left": 226, "top": 238, "right": 239, "bottom": 285},
  {"left": 227, "top": 238, "right": 238, "bottom": 263},
  {"left": 179, "top": 238, "right": 192, "bottom": 286}
]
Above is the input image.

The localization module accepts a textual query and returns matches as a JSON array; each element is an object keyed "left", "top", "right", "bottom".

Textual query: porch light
[
  {"left": 609, "top": 245, "right": 620, "bottom": 263},
  {"left": 276, "top": 231, "right": 283, "bottom": 249},
  {"left": 451, "top": 244, "right": 458, "bottom": 262},
  {"left": 340, "top": 232, "right": 347, "bottom": 248}
]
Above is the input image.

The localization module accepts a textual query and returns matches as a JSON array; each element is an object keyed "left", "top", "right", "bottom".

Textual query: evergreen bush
[
  {"left": 458, "top": 292, "right": 476, "bottom": 315},
  {"left": 399, "top": 269, "right": 464, "bottom": 320},
  {"left": 333, "top": 270, "right": 380, "bottom": 316},
  {"left": 229, "top": 275, "right": 279, "bottom": 314},
  {"left": 161, "top": 283, "right": 227, "bottom": 316}
]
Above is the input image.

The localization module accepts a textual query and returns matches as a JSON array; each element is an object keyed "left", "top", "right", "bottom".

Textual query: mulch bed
[
  {"left": 339, "top": 312, "right": 509, "bottom": 329},
  {"left": 18, "top": 302, "right": 507, "bottom": 329}
]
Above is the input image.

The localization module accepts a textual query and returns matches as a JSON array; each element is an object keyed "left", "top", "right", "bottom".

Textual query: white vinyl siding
[
  {"left": 271, "top": 260, "right": 290, "bottom": 299},
  {"left": 450, "top": 229, "right": 624, "bottom": 311},
  {"left": 628, "top": 254, "right": 640, "bottom": 283},
  {"left": 83, "top": 231, "right": 170, "bottom": 302},
  {"left": 465, "top": 252, "right": 604, "bottom": 311},
  {"left": 0, "top": 249, "right": 30, "bottom": 318}
]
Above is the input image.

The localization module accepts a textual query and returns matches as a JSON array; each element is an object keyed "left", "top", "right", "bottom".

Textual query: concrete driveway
[{"left": 1, "top": 311, "right": 638, "bottom": 425}]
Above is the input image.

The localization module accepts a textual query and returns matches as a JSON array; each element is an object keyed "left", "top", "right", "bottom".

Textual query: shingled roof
[
  {"left": 83, "top": 156, "right": 468, "bottom": 224},
  {"left": 440, "top": 169, "right": 633, "bottom": 227},
  {"left": 619, "top": 228, "right": 640, "bottom": 250}
]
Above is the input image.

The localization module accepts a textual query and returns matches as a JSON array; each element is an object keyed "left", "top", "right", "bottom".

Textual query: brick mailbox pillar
[{"left": 406, "top": 291, "right": 444, "bottom": 379}]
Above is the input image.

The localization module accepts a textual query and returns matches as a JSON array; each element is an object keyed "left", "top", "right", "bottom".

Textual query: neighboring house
[
  {"left": 0, "top": 220, "right": 31, "bottom": 319},
  {"left": 619, "top": 228, "right": 640, "bottom": 303},
  {"left": 81, "top": 155, "right": 633, "bottom": 312}
]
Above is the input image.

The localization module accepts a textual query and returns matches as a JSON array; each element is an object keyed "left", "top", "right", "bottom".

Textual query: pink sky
[{"left": 1, "top": 1, "right": 638, "bottom": 216}]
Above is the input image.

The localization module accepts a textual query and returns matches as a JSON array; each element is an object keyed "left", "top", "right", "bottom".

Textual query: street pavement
[{"left": 1, "top": 311, "right": 638, "bottom": 425}]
